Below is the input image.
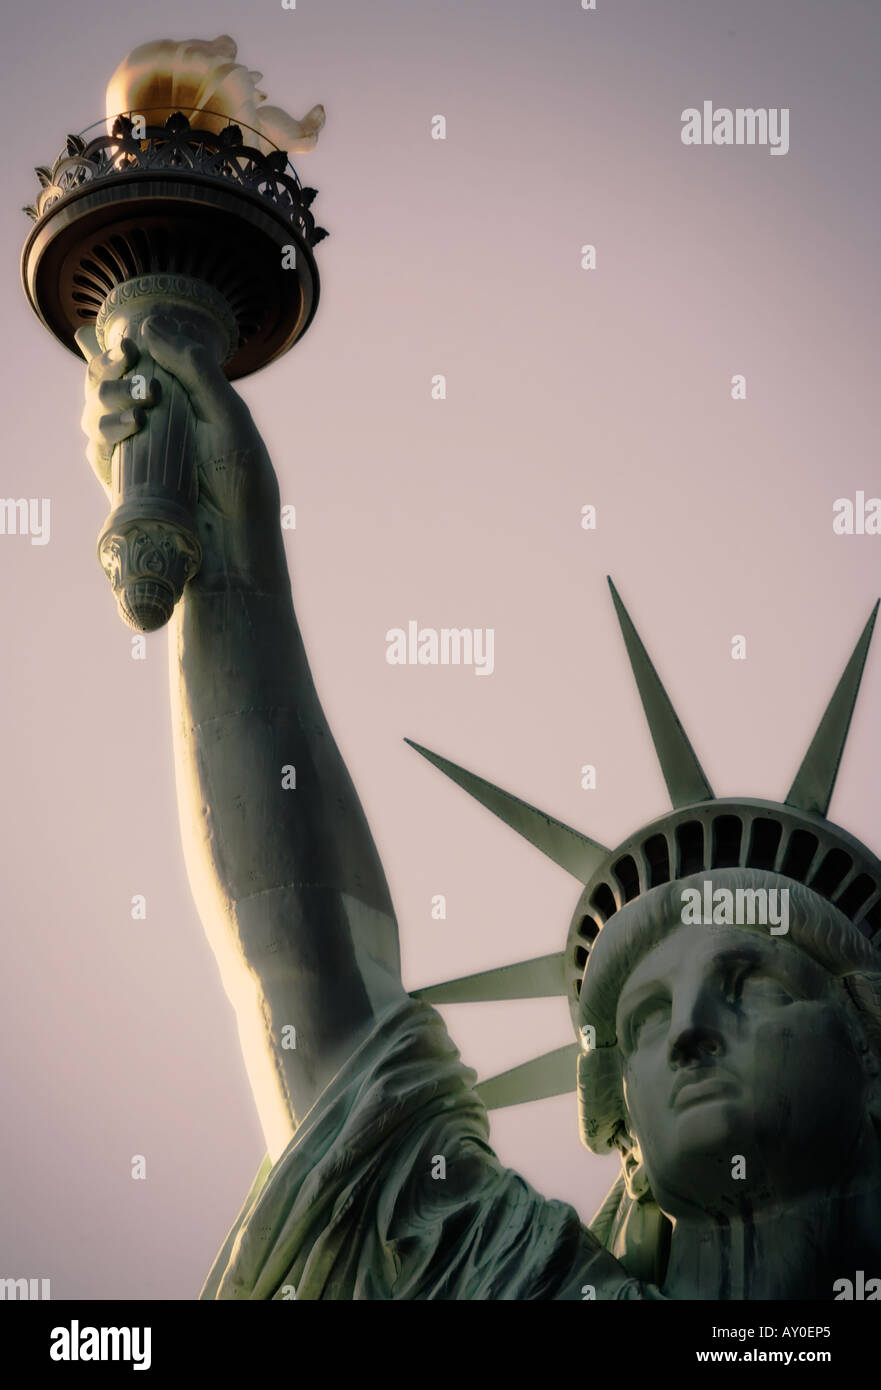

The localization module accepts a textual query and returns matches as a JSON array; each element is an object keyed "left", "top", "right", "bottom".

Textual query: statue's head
[
  {"left": 408, "top": 579, "right": 881, "bottom": 1285},
  {"left": 577, "top": 867, "right": 881, "bottom": 1230}
]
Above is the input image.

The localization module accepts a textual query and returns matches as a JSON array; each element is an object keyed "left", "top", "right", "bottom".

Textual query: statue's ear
[{"left": 621, "top": 1137, "right": 652, "bottom": 1202}]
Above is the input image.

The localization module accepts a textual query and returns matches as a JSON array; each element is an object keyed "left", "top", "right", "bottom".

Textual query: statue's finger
[
  {"left": 74, "top": 325, "right": 100, "bottom": 363},
  {"left": 97, "top": 407, "right": 146, "bottom": 449},
  {"left": 86, "top": 336, "right": 139, "bottom": 389},
  {"left": 97, "top": 377, "right": 160, "bottom": 412}
]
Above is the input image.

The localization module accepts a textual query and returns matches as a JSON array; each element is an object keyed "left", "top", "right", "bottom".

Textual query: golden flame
[{"left": 105, "top": 35, "right": 324, "bottom": 154}]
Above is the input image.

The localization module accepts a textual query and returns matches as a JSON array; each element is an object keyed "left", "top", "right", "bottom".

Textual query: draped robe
[{"left": 201, "top": 997, "right": 659, "bottom": 1300}]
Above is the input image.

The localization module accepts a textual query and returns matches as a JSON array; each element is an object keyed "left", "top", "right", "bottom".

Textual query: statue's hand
[
  {"left": 76, "top": 326, "right": 145, "bottom": 498},
  {"left": 75, "top": 319, "right": 285, "bottom": 589}
]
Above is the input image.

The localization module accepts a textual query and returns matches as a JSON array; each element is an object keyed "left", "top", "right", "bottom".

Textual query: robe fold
[{"left": 201, "top": 996, "right": 656, "bottom": 1300}]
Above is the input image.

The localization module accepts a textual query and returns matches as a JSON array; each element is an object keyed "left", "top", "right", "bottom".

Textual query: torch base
[{"left": 98, "top": 503, "right": 202, "bottom": 633}]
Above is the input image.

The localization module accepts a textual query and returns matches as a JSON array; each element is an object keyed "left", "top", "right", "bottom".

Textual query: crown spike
[
  {"left": 405, "top": 740, "right": 608, "bottom": 882},
  {"left": 785, "top": 600, "right": 879, "bottom": 816},
  {"left": 607, "top": 577, "right": 714, "bottom": 808},
  {"left": 412, "top": 952, "right": 567, "bottom": 1005},
  {"left": 475, "top": 1043, "right": 579, "bottom": 1110}
]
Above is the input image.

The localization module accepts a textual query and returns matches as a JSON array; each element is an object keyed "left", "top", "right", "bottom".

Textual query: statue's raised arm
[{"left": 77, "top": 318, "right": 407, "bottom": 1160}]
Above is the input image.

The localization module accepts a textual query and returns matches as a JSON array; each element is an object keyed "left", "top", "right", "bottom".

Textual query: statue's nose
[{"left": 668, "top": 1024, "right": 724, "bottom": 1067}]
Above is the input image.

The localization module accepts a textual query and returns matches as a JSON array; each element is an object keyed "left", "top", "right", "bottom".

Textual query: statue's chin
[{"left": 646, "top": 1100, "right": 772, "bottom": 1214}]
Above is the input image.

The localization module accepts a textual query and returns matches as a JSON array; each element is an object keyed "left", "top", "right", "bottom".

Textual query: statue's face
[{"left": 615, "top": 920, "right": 876, "bottom": 1218}]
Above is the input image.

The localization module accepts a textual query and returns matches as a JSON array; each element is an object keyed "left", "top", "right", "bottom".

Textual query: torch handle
[
  {"left": 97, "top": 346, "right": 203, "bottom": 633},
  {"left": 112, "top": 351, "right": 199, "bottom": 514},
  {"left": 94, "top": 276, "right": 238, "bottom": 632}
]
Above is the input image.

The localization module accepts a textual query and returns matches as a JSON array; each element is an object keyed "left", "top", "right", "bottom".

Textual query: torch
[{"left": 21, "top": 35, "right": 326, "bottom": 631}]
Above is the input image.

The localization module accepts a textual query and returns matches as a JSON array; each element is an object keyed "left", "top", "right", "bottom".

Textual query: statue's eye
[
  {"left": 726, "top": 964, "right": 795, "bottom": 1007},
  {"left": 628, "top": 998, "right": 670, "bottom": 1047}
]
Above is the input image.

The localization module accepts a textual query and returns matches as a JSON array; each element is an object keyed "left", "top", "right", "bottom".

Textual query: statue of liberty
[
  {"left": 74, "top": 311, "right": 881, "bottom": 1301},
  {"left": 20, "top": 28, "right": 866, "bottom": 1305}
]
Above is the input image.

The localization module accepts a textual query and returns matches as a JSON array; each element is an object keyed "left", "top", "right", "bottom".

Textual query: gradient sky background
[{"left": 2, "top": 0, "right": 881, "bottom": 1298}]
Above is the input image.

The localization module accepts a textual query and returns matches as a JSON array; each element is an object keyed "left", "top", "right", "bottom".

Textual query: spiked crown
[{"left": 408, "top": 579, "right": 881, "bottom": 1111}]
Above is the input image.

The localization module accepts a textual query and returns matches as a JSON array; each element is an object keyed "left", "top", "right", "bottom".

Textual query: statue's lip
[{"left": 671, "top": 1067, "right": 738, "bottom": 1109}]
